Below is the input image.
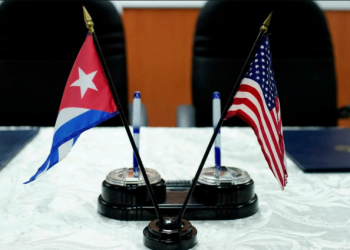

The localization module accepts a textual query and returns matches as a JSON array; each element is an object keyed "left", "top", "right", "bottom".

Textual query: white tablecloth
[{"left": 0, "top": 127, "right": 349, "bottom": 250}]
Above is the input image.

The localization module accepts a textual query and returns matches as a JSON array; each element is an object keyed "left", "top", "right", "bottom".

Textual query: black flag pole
[
  {"left": 177, "top": 12, "right": 273, "bottom": 223},
  {"left": 83, "top": 7, "right": 164, "bottom": 224}
]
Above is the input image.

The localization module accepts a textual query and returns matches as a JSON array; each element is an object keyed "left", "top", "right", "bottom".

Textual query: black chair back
[
  {"left": 192, "top": 1, "right": 337, "bottom": 127},
  {"left": 0, "top": 1, "right": 127, "bottom": 126}
]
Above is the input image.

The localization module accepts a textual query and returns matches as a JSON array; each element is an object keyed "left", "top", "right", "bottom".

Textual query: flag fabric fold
[
  {"left": 25, "top": 34, "right": 118, "bottom": 184},
  {"left": 226, "top": 35, "right": 288, "bottom": 189}
]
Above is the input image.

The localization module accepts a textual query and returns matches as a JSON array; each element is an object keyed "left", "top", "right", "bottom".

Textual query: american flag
[{"left": 226, "top": 35, "right": 288, "bottom": 189}]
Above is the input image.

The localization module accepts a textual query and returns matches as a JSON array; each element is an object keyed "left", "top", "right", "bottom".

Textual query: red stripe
[
  {"left": 228, "top": 109, "right": 283, "bottom": 188},
  {"left": 240, "top": 85, "right": 285, "bottom": 164},
  {"left": 270, "top": 109, "right": 287, "bottom": 177},
  {"left": 274, "top": 97, "right": 287, "bottom": 176},
  {"left": 275, "top": 97, "right": 287, "bottom": 178},
  {"left": 231, "top": 98, "right": 285, "bottom": 186},
  {"left": 270, "top": 109, "right": 279, "bottom": 133},
  {"left": 235, "top": 85, "right": 285, "bottom": 167},
  {"left": 227, "top": 84, "right": 286, "bottom": 185},
  {"left": 236, "top": 85, "right": 279, "bottom": 141}
]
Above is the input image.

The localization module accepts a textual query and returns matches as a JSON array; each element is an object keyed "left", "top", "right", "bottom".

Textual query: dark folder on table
[
  {"left": 284, "top": 129, "right": 350, "bottom": 172},
  {"left": 0, "top": 129, "right": 39, "bottom": 171}
]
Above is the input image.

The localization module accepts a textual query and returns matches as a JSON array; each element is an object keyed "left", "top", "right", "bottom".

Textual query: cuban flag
[{"left": 24, "top": 34, "right": 118, "bottom": 184}]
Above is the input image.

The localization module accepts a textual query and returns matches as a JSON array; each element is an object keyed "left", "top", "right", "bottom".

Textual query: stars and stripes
[{"left": 226, "top": 35, "right": 287, "bottom": 189}]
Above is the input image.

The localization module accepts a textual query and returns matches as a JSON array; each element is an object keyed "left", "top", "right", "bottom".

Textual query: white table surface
[{"left": 0, "top": 127, "right": 350, "bottom": 250}]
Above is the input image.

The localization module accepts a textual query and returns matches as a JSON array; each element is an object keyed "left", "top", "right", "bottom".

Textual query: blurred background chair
[
  {"left": 0, "top": 1, "right": 129, "bottom": 126},
  {"left": 176, "top": 105, "right": 195, "bottom": 127},
  {"left": 178, "top": 0, "right": 348, "bottom": 127},
  {"left": 128, "top": 103, "right": 148, "bottom": 127}
]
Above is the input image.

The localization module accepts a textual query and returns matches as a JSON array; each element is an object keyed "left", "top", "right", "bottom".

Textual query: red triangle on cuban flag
[{"left": 59, "top": 34, "right": 117, "bottom": 114}]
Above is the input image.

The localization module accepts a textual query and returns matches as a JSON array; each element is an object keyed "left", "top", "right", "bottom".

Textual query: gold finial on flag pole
[
  {"left": 260, "top": 12, "right": 272, "bottom": 33},
  {"left": 83, "top": 6, "right": 94, "bottom": 35}
]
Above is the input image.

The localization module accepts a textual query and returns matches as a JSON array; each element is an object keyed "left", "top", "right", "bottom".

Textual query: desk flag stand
[
  {"left": 84, "top": 7, "right": 272, "bottom": 250},
  {"left": 143, "top": 12, "right": 273, "bottom": 250}
]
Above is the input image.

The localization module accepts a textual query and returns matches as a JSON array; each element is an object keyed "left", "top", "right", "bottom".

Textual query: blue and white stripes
[
  {"left": 24, "top": 108, "right": 117, "bottom": 183},
  {"left": 213, "top": 92, "right": 221, "bottom": 177},
  {"left": 132, "top": 91, "right": 141, "bottom": 177}
]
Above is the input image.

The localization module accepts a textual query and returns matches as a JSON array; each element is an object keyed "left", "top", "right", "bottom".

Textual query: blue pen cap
[
  {"left": 213, "top": 92, "right": 220, "bottom": 99},
  {"left": 133, "top": 91, "right": 141, "bottom": 99}
]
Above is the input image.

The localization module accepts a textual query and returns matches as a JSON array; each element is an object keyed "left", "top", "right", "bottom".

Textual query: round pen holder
[
  {"left": 98, "top": 168, "right": 166, "bottom": 220},
  {"left": 193, "top": 166, "right": 258, "bottom": 219}
]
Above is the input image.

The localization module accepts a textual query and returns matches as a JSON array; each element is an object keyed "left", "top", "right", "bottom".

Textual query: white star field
[{"left": 246, "top": 36, "right": 278, "bottom": 110}]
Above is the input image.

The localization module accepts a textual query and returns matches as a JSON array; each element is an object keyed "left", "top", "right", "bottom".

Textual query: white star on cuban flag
[
  {"left": 226, "top": 35, "right": 288, "bottom": 189},
  {"left": 25, "top": 34, "right": 118, "bottom": 183},
  {"left": 70, "top": 68, "right": 98, "bottom": 98}
]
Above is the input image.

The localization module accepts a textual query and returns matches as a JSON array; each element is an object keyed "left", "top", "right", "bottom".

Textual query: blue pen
[
  {"left": 213, "top": 92, "right": 221, "bottom": 178},
  {"left": 132, "top": 91, "right": 141, "bottom": 178}
]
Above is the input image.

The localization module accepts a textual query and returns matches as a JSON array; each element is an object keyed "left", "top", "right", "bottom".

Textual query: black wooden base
[
  {"left": 98, "top": 179, "right": 258, "bottom": 221},
  {"left": 143, "top": 217, "right": 197, "bottom": 250},
  {"left": 101, "top": 179, "right": 166, "bottom": 206}
]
